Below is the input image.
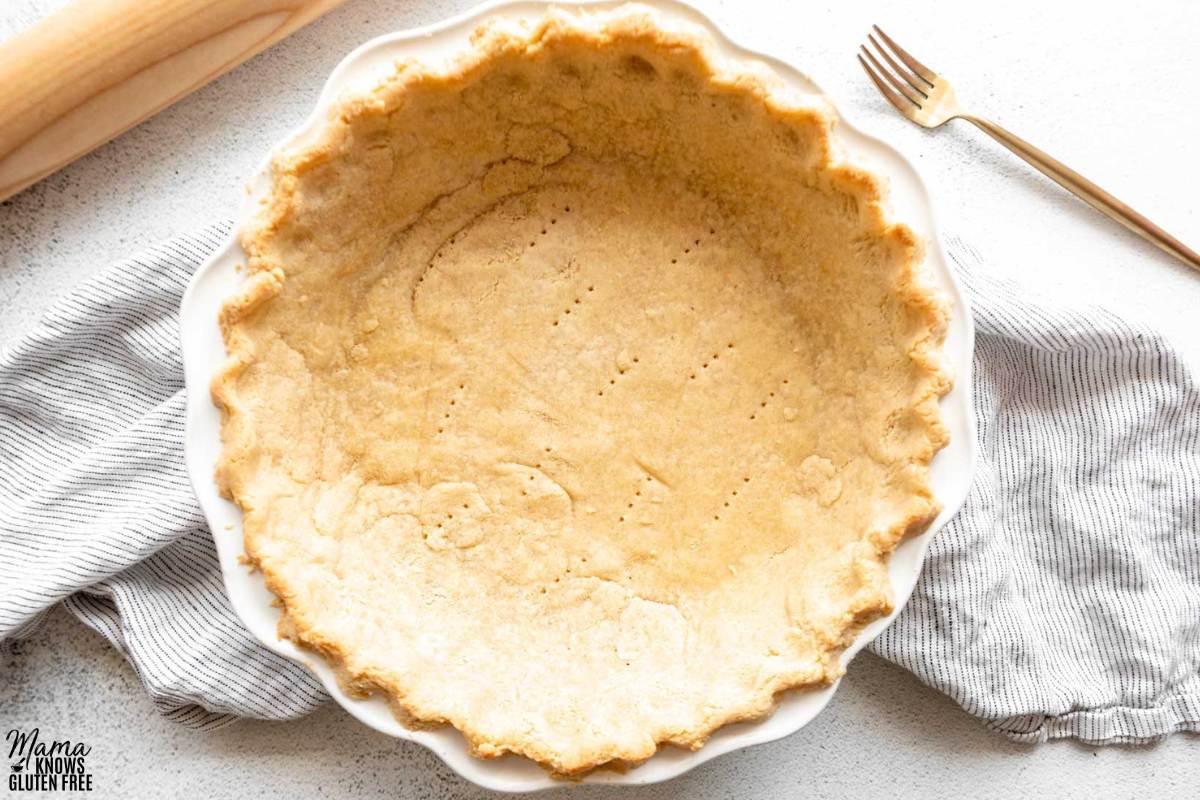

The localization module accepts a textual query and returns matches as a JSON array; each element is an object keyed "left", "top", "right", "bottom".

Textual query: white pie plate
[{"left": 180, "top": 0, "right": 977, "bottom": 791}]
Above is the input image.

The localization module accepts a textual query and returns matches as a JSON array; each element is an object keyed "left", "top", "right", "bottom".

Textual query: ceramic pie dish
[{"left": 181, "top": 0, "right": 976, "bottom": 791}]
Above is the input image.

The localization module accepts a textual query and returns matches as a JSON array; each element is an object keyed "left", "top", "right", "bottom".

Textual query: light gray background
[{"left": 2, "top": 0, "right": 1198, "bottom": 797}]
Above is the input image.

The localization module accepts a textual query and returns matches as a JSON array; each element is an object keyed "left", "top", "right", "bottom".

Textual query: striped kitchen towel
[{"left": 0, "top": 225, "right": 1197, "bottom": 742}]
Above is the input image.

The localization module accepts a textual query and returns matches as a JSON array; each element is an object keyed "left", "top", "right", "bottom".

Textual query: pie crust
[{"left": 213, "top": 4, "right": 950, "bottom": 776}]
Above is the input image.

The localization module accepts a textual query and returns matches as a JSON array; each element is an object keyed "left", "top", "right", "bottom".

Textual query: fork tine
[
  {"left": 859, "top": 47, "right": 923, "bottom": 107},
  {"left": 868, "top": 35, "right": 927, "bottom": 98},
  {"left": 857, "top": 54, "right": 917, "bottom": 117},
  {"left": 872, "top": 25, "right": 937, "bottom": 87}
]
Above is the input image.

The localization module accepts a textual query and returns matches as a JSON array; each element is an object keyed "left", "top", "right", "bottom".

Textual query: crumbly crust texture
[{"left": 213, "top": 4, "right": 950, "bottom": 776}]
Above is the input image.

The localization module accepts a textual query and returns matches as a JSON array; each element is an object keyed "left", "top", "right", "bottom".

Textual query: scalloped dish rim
[{"left": 179, "top": 0, "right": 977, "bottom": 792}]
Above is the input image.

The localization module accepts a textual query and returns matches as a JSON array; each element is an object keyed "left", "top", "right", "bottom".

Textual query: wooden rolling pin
[{"left": 0, "top": 0, "right": 349, "bottom": 203}]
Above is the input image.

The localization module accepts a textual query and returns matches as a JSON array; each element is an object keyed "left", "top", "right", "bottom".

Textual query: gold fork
[{"left": 859, "top": 26, "right": 1200, "bottom": 273}]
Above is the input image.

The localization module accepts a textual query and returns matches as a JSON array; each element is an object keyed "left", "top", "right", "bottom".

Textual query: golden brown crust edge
[{"left": 210, "top": 3, "right": 952, "bottom": 777}]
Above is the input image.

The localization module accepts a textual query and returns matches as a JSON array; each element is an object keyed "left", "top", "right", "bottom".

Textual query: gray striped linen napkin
[{"left": 1, "top": 224, "right": 1197, "bottom": 743}]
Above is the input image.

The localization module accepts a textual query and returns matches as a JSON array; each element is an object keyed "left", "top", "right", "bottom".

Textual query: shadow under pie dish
[{"left": 206, "top": 0, "right": 956, "bottom": 780}]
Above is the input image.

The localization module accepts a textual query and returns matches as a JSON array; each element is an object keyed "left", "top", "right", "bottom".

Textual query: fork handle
[{"left": 961, "top": 115, "right": 1200, "bottom": 273}]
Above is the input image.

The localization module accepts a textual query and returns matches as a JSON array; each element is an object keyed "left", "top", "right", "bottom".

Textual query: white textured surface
[{"left": 1, "top": 0, "right": 1198, "bottom": 796}]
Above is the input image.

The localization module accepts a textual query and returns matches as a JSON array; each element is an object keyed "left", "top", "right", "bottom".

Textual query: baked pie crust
[{"left": 213, "top": 3, "right": 950, "bottom": 776}]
